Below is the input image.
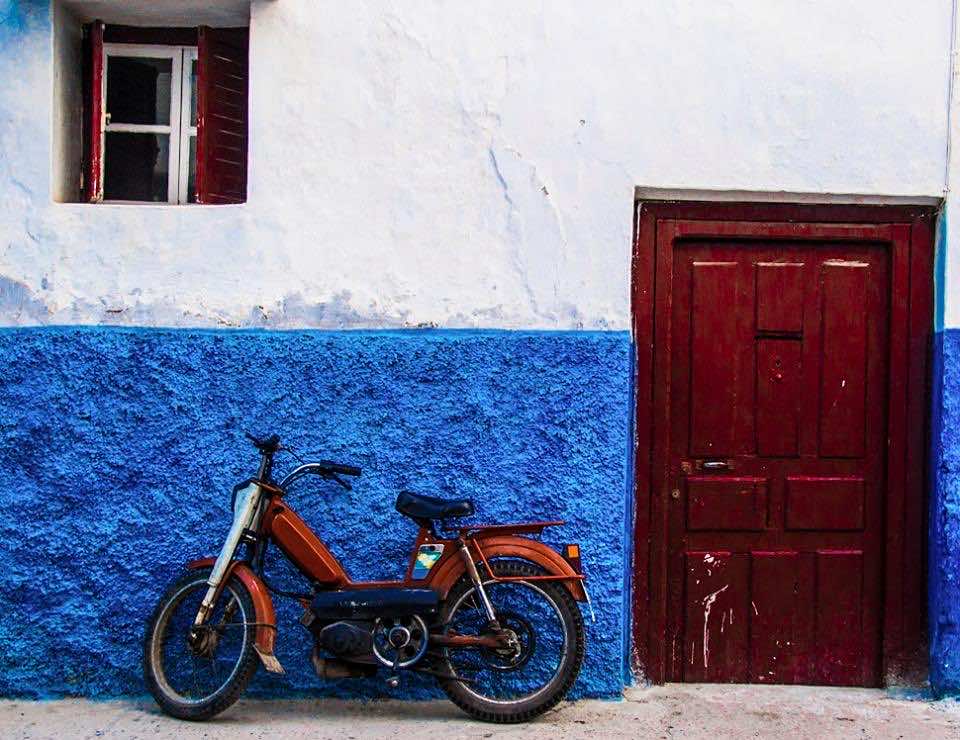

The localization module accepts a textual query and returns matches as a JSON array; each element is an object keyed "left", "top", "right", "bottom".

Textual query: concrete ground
[{"left": 2, "top": 684, "right": 959, "bottom": 739}]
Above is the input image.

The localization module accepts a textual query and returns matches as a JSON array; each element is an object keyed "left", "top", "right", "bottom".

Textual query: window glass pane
[
  {"left": 187, "top": 136, "right": 197, "bottom": 203},
  {"left": 106, "top": 56, "right": 172, "bottom": 125},
  {"left": 190, "top": 59, "right": 198, "bottom": 127},
  {"left": 103, "top": 132, "right": 169, "bottom": 202}
]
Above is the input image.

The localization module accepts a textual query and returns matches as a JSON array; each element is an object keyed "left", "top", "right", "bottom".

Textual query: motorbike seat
[{"left": 395, "top": 490, "right": 475, "bottom": 521}]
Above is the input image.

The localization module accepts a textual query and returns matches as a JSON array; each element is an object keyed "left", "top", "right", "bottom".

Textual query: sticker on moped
[{"left": 412, "top": 544, "right": 444, "bottom": 579}]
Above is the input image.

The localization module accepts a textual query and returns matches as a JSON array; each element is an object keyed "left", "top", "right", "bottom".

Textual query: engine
[
  {"left": 305, "top": 587, "right": 438, "bottom": 677},
  {"left": 316, "top": 620, "right": 373, "bottom": 658}
]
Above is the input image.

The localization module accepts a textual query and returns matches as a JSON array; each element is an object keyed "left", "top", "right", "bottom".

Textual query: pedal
[{"left": 385, "top": 675, "right": 400, "bottom": 689}]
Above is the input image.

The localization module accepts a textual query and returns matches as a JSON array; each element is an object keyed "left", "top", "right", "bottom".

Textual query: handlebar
[
  {"left": 246, "top": 432, "right": 362, "bottom": 488},
  {"left": 317, "top": 460, "right": 362, "bottom": 477},
  {"left": 276, "top": 461, "right": 362, "bottom": 492}
]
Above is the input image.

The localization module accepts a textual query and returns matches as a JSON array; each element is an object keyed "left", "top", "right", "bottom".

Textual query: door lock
[{"left": 671, "top": 489, "right": 680, "bottom": 500}]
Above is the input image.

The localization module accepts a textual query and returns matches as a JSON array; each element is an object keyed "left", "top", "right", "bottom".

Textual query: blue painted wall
[
  {"left": 930, "top": 328, "right": 960, "bottom": 695},
  {"left": 0, "top": 327, "right": 631, "bottom": 699}
]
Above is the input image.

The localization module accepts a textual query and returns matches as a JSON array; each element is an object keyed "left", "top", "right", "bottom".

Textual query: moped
[{"left": 143, "top": 433, "right": 590, "bottom": 723}]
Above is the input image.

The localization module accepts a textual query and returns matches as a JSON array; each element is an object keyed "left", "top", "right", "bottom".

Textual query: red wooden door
[{"left": 660, "top": 221, "right": 897, "bottom": 686}]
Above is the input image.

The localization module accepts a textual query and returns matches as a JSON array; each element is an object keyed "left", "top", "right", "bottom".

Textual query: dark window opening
[{"left": 103, "top": 131, "right": 169, "bottom": 202}]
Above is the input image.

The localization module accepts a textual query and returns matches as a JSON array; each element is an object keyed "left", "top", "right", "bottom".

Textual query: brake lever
[
  {"left": 328, "top": 473, "right": 352, "bottom": 491},
  {"left": 279, "top": 444, "right": 307, "bottom": 465}
]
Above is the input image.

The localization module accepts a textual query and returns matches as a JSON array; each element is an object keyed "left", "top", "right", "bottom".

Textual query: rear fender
[
  {"left": 429, "top": 536, "right": 587, "bottom": 602},
  {"left": 186, "top": 557, "right": 281, "bottom": 672}
]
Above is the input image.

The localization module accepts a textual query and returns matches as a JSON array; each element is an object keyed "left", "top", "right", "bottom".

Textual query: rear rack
[{"left": 458, "top": 521, "right": 565, "bottom": 537}]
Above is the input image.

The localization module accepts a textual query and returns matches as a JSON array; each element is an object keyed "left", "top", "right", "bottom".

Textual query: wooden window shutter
[
  {"left": 81, "top": 20, "right": 105, "bottom": 203},
  {"left": 196, "top": 27, "right": 250, "bottom": 204}
]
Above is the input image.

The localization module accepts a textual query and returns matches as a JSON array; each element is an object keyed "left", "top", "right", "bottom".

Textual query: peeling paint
[
  {"left": 0, "top": 276, "right": 51, "bottom": 323},
  {"left": 702, "top": 585, "right": 729, "bottom": 669}
]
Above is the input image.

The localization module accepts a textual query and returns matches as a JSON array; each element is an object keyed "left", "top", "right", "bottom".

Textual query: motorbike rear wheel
[
  {"left": 143, "top": 567, "right": 259, "bottom": 721},
  {"left": 436, "top": 560, "right": 585, "bottom": 723}
]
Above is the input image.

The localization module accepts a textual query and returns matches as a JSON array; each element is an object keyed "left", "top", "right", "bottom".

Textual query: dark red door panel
[
  {"left": 681, "top": 551, "right": 749, "bottom": 683},
  {"left": 686, "top": 477, "right": 767, "bottom": 531},
  {"left": 664, "top": 226, "right": 890, "bottom": 687},
  {"left": 814, "top": 550, "right": 866, "bottom": 684},
  {"left": 786, "top": 477, "right": 865, "bottom": 531},
  {"left": 749, "top": 551, "right": 804, "bottom": 683},
  {"left": 819, "top": 261, "right": 869, "bottom": 458},
  {"left": 756, "top": 262, "right": 805, "bottom": 332},
  {"left": 756, "top": 338, "right": 802, "bottom": 457},
  {"left": 689, "top": 261, "right": 743, "bottom": 457}
]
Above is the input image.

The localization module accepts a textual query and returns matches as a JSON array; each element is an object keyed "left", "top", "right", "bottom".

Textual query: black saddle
[{"left": 395, "top": 490, "right": 474, "bottom": 522}]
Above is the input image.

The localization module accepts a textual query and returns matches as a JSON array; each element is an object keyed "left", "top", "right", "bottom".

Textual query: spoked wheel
[
  {"left": 143, "top": 567, "right": 259, "bottom": 720},
  {"left": 437, "top": 560, "right": 585, "bottom": 723}
]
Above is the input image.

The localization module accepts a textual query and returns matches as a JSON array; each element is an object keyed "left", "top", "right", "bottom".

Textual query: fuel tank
[{"left": 267, "top": 505, "right": 347, "bottom": 585}]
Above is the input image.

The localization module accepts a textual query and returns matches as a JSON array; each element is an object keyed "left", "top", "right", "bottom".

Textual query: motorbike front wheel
[
  {"left": 437, "top": 560, "right": 585, "bottom": 723},
  {"left": 143, "top": 567, "right": 259, "bottom": 720}
]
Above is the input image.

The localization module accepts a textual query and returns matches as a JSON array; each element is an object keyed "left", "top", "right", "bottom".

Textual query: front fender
[
  {"left": 186, "top": 557, "right": 280, "bottom": 669},
  {"left": 429, "top": 536, "right": 587, "bottom": 602}
]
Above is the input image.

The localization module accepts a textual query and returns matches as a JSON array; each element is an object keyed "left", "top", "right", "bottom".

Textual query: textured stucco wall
[
  {"left": 0, "top": 327, "right": 631, "bottom": 698},
  {"left": 0, "top": 0, "right": 953, "bottom": 329},
  {"left": 930, "top": 329, "right": 960, "bottom": 694}
]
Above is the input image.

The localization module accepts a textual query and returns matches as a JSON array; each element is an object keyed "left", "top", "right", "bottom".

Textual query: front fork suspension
[{"left": 194, "top": 481, "right": 264, "bottom": 627}]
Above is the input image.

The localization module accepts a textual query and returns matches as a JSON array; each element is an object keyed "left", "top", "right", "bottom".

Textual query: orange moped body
[{"left": 186, "top": 488, "right": 587, "bottom": 664}]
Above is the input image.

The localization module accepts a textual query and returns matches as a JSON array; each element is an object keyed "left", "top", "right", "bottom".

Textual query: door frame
[{"left": 631, "top": 200, "right": 936, "bottom": 685}]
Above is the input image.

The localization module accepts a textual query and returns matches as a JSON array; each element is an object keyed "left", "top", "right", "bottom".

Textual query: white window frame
[
  {"left": 102, "top": 43, "right": 197, "bottom": 204},
  {"left": 179, "top": 48, "right": 199, "bottom": 204}
]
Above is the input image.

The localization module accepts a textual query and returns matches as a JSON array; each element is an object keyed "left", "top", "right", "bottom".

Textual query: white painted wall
[
  {"left": 0, "top": 0, "right": 954, "bottom": 328},
  {"left": 944, "top": 0, "right": 960, "bottom": 330}
]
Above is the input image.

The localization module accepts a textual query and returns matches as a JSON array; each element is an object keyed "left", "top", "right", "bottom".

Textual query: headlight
[{"left": 231, "top": 481, "right": 255, "bottom": 516}]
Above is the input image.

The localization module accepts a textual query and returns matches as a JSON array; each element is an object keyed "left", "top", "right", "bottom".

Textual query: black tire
[
  {"left": 143, "top": 567, "right": 260, "bottom": 721},
  {"left": 436, "top": 560, "right": 585, "bottom": 723}
]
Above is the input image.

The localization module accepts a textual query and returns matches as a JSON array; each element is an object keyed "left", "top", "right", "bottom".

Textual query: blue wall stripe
[
  {"left": 0, "top": 327, "right": 631, "bottom": 699},
  {"left": 930, "top": 328, "right": 960, "bottom": 695}
]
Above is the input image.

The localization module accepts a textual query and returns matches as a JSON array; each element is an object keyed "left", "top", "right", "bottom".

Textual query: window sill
[{"left": 52, "top": 200, "right": 247, "bottom": 209}]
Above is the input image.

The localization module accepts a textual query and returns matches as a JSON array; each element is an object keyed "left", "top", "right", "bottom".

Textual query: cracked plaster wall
[{"left": 0, "top": 0, "right": 954, "bottom": 328}]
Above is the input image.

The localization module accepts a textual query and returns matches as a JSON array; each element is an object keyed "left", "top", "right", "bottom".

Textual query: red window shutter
[
  {"left": 81, "top": 20, "right": 105, "bottom": 203},
  {"left": 196, "top": 27, "right": 250, "bottom": 204}
]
